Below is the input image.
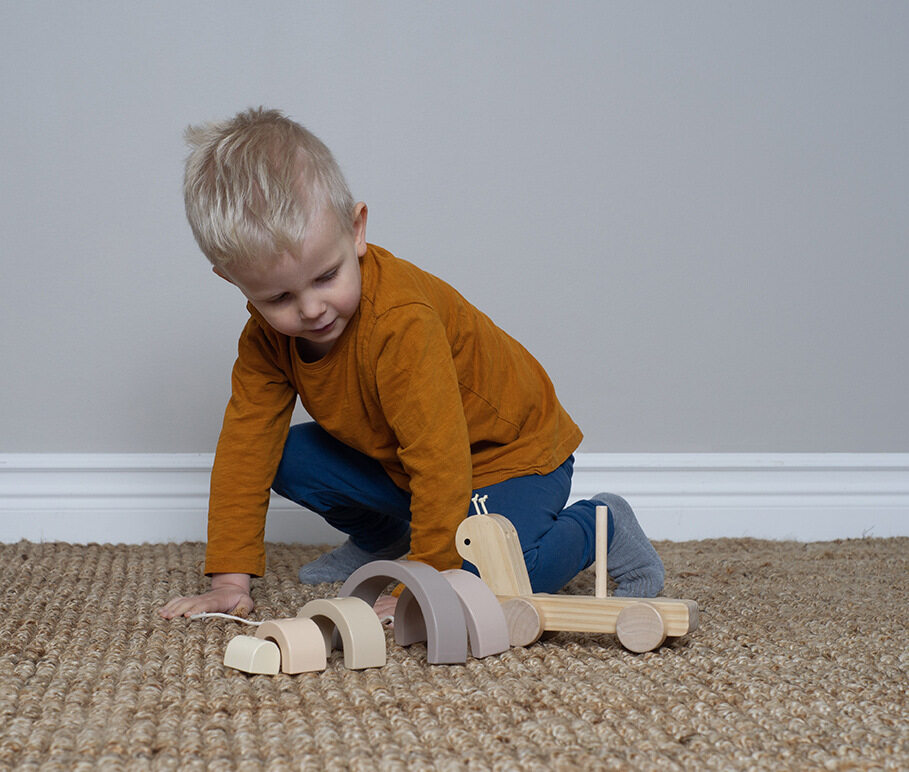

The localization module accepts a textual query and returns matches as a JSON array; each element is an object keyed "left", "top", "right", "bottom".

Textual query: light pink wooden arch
[{"left": 395, "top": 569, "right": 510, "bottom": 659}]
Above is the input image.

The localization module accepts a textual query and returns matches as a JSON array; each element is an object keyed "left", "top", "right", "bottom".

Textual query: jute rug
[{"left": 1, "top": 536, "right": 906, "bottom": 770}]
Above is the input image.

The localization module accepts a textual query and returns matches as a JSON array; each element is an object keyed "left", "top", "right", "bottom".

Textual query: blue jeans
[{"left": 271, "top": 422, "right": 613, "bottom": 593}]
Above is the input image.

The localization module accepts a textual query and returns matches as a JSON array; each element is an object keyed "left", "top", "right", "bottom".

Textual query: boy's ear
[
  {"left": 352, "top": 202, "right": 368, "bottom": 257},
  {"left": 212, "top": 266, "right": 235, "bottom": 285}
]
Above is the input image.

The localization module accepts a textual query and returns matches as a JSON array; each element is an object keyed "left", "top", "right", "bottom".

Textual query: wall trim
[{"left": 1, "top": 453, "right": 907, "bottom": 544}]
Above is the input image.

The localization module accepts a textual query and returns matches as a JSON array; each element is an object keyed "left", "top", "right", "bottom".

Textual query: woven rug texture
[{"left": 1, "top": 536, "right": 906, "bottom": 771}]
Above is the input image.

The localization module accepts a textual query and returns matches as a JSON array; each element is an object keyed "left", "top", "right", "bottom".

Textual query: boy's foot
[
  {"left": 298, "top": 529, "right": 411, "bottom": 584},
  {"left": 591, "top": 493, "right": 664, "bottom": 597}
]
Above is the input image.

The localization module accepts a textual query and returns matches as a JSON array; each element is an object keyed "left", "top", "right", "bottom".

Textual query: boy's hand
[
  {"left": 373, "top": 594, "right": 398, "bottom": 627},
  {"left": 158, "top": 573, "right": 254, "bottom": 619}
]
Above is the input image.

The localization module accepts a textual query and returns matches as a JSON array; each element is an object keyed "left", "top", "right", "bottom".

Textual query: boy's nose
[{"left": 299, "top": 296, "right": 325, "bottom": 320}]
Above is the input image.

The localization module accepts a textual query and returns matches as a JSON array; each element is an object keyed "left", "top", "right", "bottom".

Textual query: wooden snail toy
[{"left": 456, "top": 505, "right": 698, "bottom": 653}]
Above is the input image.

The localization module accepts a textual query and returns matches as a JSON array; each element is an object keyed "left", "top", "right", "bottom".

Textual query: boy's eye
[
  {"left": 317, "top": 269, "right": 339, "bottom": 284},
  {"left": 270, "top": 293, "right": 290, "bottom": 303}
]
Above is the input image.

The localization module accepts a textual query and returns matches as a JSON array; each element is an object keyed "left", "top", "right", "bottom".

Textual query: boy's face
[{"left": 214, "top": 203, "right": 367, "bottom": 359}]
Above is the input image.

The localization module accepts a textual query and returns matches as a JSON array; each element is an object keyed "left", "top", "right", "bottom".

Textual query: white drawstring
[
  {"left": 189, "top": 613, "right": 263, "bottom": 626},
  {"left": 190, "top": 610, "right": 396, "bottom": 627}
]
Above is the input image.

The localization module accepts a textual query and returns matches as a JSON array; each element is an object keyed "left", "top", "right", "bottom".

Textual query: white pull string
[{"left": 189, "top": 613, "right": 263, "bottom": 626}]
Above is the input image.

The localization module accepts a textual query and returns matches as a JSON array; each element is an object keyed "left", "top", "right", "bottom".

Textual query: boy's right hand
[{"left": 158, "top": 573, "right": 254, "bottom": 620}]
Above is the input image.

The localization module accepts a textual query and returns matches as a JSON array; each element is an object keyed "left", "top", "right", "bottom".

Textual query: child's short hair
[{"left": 183, "top": 107, "right": 355, "bottom": 268}]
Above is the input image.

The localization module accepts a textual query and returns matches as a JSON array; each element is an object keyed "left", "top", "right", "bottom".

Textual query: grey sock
[
  {"left": 298, "top": 528, "right": 411, "bottom": 584},
  {"left": 591, "top": 493, "right": 664, "bottom": 598}
]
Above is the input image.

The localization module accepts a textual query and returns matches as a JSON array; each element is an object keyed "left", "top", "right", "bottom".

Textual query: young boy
[{"left": 158, "top": 108, "right": 663, "bottom": 621}]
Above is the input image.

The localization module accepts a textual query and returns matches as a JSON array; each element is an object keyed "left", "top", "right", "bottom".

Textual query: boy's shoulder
[{"left": 362, "top": 243, "right": 463, "bottom": 318}]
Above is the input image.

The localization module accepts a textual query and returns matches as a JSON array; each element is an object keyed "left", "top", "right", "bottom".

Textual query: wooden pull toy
[{"left": 457, "top": 506, "right": 698, "bottom": 653}]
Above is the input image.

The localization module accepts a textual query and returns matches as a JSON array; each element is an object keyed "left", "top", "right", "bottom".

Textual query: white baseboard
[
  {"left": 1, "top": 453, "right": 907, "bottom": 544},
  {"left": 569, "top": 453, "right": 909, "bottom": 541}
]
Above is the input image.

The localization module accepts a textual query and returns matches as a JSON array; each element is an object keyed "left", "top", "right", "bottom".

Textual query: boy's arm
[
  {"left": 373, "top": 308, "right": 474, "bottom": 571},
  {"left": 205, "top": 317, "right": 297, "bottom": 577},
  {"left": 159, "top": 317, "right": 296, "bottom": 619}
]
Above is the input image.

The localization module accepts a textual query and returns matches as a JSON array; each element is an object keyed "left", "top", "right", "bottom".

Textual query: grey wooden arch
[{"left": 339, "top": 559, "right": 469, "bottom": 664}]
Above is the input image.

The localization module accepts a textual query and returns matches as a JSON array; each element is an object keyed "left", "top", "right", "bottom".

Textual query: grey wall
[{"left": 2, "top": 2, "right": 907, "bottom": 453}]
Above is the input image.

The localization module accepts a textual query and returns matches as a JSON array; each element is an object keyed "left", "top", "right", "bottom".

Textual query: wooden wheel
[
  {"left": 615, "top": 602, "right": 666, "bottom": 653},
  {"left": 500, "top": 597, "right": 544, "bottom": 647}
]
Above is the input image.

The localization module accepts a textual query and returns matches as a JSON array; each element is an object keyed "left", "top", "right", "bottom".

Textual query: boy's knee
[
  {"left": 282, "top": 422, "right": 329, "bottom": 456},
  {"left": 590, "top": 492, "right": 633, "bottom": 516},
  {"left": 272, "top": 423, "right": 322, "bottom": 497}
]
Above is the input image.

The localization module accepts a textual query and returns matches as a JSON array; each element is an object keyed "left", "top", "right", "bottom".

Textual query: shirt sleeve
[
  {"left": 371, "top": 305, "right": 473, "bottom": 571},
  {"left": 204, "top": 317, "right": 297, "bottom": 576}
]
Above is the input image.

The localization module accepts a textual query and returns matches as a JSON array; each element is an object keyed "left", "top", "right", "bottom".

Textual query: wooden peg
[{"left": 595, "top": 505, "right": 608, "bottom": 599}]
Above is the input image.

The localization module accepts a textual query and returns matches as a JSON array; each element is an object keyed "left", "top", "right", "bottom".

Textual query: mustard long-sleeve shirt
[{"left": 204, "top": 244, "right": 582, "bottom": 576}]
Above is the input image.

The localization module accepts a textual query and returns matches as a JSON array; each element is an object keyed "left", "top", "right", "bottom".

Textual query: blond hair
[{"left": 183, "top": 107, "right": 355, "bottom": 267}]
